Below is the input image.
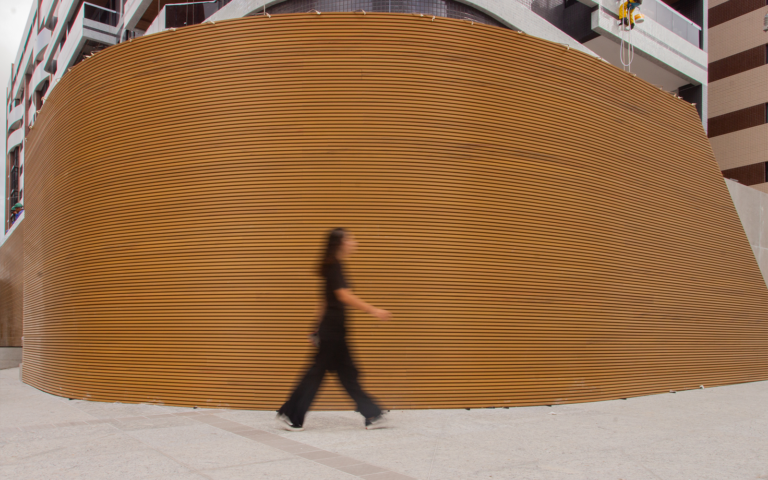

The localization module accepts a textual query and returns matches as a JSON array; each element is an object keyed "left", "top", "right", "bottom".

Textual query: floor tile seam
[
  {"left": 8, "top": 422, "right": 59, "bottom": 431},
  {"left": 195, "top": 418, "right": 252, "bottom": 430},
  {"left": 107, "top": 417, "right": 201, "bottom": 429},
  {"left": 0, "top": 445, "right": 72, "bottom": 465},
  {"left": 261, "top": 438, "right": 417, "bottom": 479},
  {"left": 186, "top": 415, "right": 314, "bottom": 452},
  {"left": 188, "top": 414, "right": 417, "bottom": 479},
  {"left": 9, "top": 411, "right": 204, "bottom": 431},
  {"left": 0, "top": 444, "right": 163, "bottom": 467},
  {"left": 10, "top": 419, "right": 103, "bottom": 431},
  {"left": 194, "top": 456, "right": 339, "bottom": 475},
  {"left": 110, "top": 412, "right": 204, "bottom": 420},
  {"left": 91, "top": 412, "right": 195, "bottom": 423}
]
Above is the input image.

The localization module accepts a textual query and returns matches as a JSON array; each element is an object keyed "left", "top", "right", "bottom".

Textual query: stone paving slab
[{"left": 1, "top": 367, "right": 767, "bottom": 479}]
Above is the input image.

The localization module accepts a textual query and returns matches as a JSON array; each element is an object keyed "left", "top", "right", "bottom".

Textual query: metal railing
[
  {"left": 638, "top": 0, "right": 702, "bottom": 47},
  {"left": 83, "top": 2, "right": 120, "bottom": 27},
  {"left": 165, "top": 1, "right": 222, "bottom": 28}
]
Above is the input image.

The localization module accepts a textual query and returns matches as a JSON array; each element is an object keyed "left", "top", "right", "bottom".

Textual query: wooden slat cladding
[
  {"left": 709, "top": 103, "right": 767, "bottom": 137},
  {"left": 709, "top": 44, "right": 767, "bottom": 82},
  {"left": 722, "top": 162, "right": 768, "bottom": 185},
  {"left": 22, "top": 14, "right": 768, "bottom": 411},
  {"left": 709, "top": 0, "right": 767, "bottom": 28},
  {"left": 1, "top": 223, "right": 24, "bottom": 347}
]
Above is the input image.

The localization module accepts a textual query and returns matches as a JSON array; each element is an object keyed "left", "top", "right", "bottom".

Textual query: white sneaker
[
  {"left": 277, "top": 413, "right": 304, "bottom": 432},
  {"left": 365, "top": 414, "right": 387, "bottom": 430}
]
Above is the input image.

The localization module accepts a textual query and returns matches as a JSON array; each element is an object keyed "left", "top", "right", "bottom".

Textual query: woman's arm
[{"left": 335, "top": 288, "right": 391, "bottom": 321}]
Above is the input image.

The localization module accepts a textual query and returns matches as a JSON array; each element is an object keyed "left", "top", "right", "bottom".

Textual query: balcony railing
[
  {"left": 165, "top": 1, "right": 220, "bottom": 28},
  {"left": 12, "top": 35, "right": 34, "bottom": 100},
  {"left": 7, "top": 104, "right": 24, "bottom": 132},
  {"left": 40, "top": 0, "right": 60, "bottom": 27},
  {"left": 639, "top": 0, "right": 701, "bottom": 47},
  {"left": 32, "top": 61, "right": 50, "bottom": 93},
  {"left": 35, "top": 28, "right": 52, "bottom": 61},
  {"left": 54, "top": 1, "right": 120, "bottom": 84},
  {"left": 146, "top": 0, "right": 230, "bottom": 34},
  {"left": 83, "top": 2, "right": 120, "bottom": 27},
  {"left": 7, "top": 127, "right": 24, "bottom": 154}
]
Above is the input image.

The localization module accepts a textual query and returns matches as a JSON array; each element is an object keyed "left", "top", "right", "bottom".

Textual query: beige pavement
[{"left": 1, "top": 367, "right": 767, "bottom": 480}]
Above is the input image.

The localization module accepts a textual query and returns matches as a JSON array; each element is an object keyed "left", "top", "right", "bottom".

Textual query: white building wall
[{"left": 726, "top": 179, "right": 768, "bottom": 289}]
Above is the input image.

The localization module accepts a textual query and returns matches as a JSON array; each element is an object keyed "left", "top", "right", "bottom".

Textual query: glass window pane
[{"left": 656, "top": 4, "right": 672, "bottom": 30}]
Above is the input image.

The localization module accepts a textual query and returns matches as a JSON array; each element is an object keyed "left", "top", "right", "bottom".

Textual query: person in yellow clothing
[{"left": 619, "top": 0, "right": 645, "bottom": 30}]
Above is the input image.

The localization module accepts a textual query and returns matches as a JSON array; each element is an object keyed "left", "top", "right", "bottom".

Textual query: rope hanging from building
[{"left": 617, "top": 0, "right": 645, "bottom": 72}]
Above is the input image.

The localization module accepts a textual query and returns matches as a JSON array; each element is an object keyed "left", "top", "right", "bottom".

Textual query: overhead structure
[{"left": 22, "top": 14, "right": 768, "bottom": 410}]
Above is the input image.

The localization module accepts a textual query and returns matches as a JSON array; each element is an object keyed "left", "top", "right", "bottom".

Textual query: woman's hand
[
  {"left": 371, "top": 308, "right": 392, "bottom": 322},
  {"left": 336, "top": 289, "right": 392, "bottom": 321}
]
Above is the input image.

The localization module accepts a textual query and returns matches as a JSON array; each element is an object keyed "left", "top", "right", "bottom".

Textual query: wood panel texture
[
  {"left": 1, "top": 222, "right": 24, "bottom": 347},
  {"left": 22, "top": 14, "right": 768, "bottom": 410}
]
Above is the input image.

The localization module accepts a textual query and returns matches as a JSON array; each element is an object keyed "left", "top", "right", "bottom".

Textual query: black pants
[{"left": 278, "top": 337, "right": 382, "bottom": 426}]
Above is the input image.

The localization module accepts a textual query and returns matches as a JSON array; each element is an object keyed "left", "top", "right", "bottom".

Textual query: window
[{"left": 8, "top": 149, "right": 20, "bottom": 223}]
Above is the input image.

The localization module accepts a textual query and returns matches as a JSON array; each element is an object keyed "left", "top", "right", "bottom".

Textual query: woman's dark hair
[{"left": 319, "top": 228, "right": 346, "bottom": 274}]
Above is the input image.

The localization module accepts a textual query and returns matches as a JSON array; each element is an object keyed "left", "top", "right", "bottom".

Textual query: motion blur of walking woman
[{"left": 277, "top": 228, "right": 392, "bottom": 431}]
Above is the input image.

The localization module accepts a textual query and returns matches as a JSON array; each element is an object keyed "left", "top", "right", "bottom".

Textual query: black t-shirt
[
  {"left": 319, "top": 262, "right": 349, "bottom": 339},
  {"left": 323, "top": 262, "right": 349, "bottom": 312}
]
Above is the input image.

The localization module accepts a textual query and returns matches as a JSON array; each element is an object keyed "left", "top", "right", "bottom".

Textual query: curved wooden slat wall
[
  {"left": 1, "top": 222, "right": 24, "bottom": 347},
  {"left": 23, "top": 14, "right": 768, "bottom": 409}
]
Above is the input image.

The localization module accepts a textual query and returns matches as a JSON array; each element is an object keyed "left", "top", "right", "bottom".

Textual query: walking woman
[{"left": 277, "top": 228, "right": 391, "bottom": 431}]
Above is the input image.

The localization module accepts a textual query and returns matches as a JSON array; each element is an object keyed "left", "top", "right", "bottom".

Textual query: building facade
[{"left": 707, "top": 0, "right": 768, "bottom": 193}]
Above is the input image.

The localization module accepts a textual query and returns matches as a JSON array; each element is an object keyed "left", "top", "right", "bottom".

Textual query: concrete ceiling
[{"left": 585, "top": 35, "right": 693, "bottom": 92}]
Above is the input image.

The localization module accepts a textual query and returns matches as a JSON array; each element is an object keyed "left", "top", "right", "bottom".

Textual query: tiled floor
[{"left": 1, "top": 367, "right": 767, "bottom": 479}]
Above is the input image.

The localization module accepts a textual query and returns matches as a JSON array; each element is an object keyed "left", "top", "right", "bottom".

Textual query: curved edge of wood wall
[
  {"left": 1, "top": 221, "right": 24, "bottom": 347},
  {"left": 21, "top": 14, "right": 768, "bottom": 410}
]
